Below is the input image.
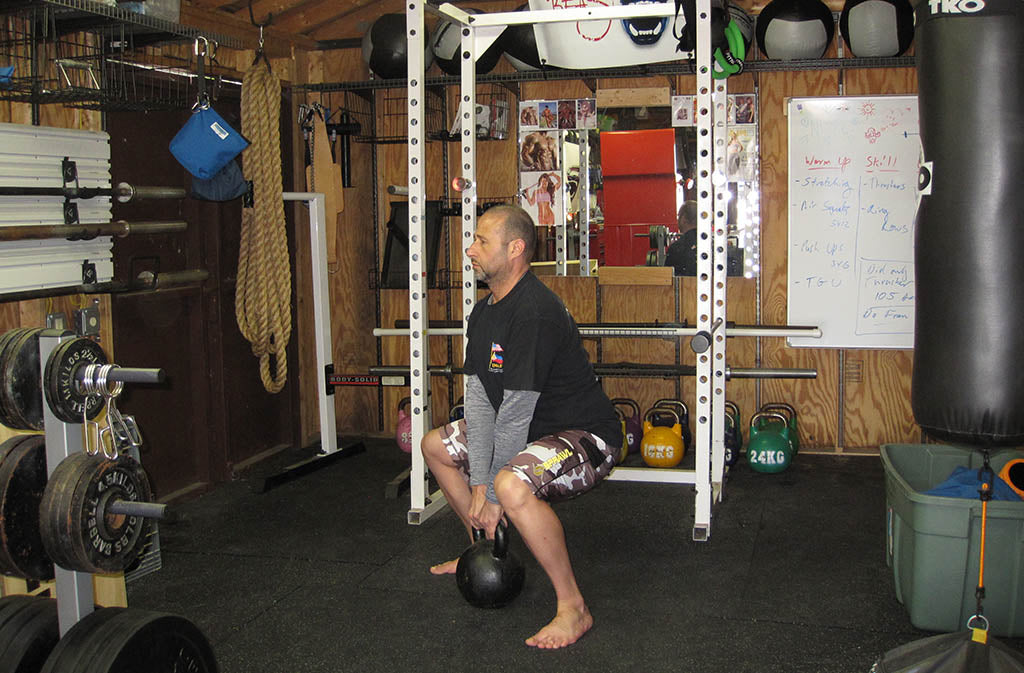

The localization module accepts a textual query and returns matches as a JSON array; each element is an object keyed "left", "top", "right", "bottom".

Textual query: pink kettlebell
[{"left": 396, "top": 397, "right": 412, "bottom": 453}]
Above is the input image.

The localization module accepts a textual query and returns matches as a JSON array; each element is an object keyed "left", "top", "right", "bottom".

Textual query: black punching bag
[{"left": 911, "top": 0, "right": 1024, "bottom": 446}]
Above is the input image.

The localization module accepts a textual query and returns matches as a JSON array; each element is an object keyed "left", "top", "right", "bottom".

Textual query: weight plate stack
[
  {"left": 0, "top": 595, "right": 59, "bottom": 673},
  {"left": 40, "top": 453, "right": 154, "bottom": 574},
  {"left": 3, "top": 328, "right": 45, "bottom": 431},
  {"left": 39, "top": 607, "right": 218, "bottom": 673},
  {"left": 43, "top": 337, "right": 107, "bottom": 424},
  {"left": 0, "top": 329, "right": 34, "bottom": 429},
  {"left": 0, "top": 435, "right": 54, "bottom": 580}
]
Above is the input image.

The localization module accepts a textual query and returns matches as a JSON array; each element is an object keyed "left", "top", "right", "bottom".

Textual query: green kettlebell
[
  {"left": 761, "top": 402, "right": 798, "bottom": 454},
  {"left": 747, "top": 411, "right": 793, "bottom": 473}
]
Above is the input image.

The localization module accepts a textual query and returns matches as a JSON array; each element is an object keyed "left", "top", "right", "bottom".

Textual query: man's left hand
[{"left": 468, "top": 486, "right": 504, "bottom": 538}]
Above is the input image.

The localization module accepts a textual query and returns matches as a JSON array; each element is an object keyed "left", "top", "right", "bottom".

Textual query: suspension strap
[{"left": 969, "top": 449, "right": 994, "bottom": 644}]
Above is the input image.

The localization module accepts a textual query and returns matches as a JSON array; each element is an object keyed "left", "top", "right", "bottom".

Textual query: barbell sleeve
[
  {"left": 105, "top": 368, "right": 166, "bottom": 384},
  {"left": 106, "top": 499, "right": 168, "bottom": 520},
  {"left": 74, "top": 366, "right": 166, "bottom": 386},
  {"left": 114, "top": 183, "right": 187, "bottom": 202}
]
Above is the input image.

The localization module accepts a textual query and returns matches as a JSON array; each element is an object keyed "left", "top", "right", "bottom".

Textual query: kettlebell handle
[
  {"left": 610, "top": 397, "right": 640, "bottom": 417},
  {"left": 654, "top": 398, "right": 689, "bottom": 419},
  {"left": 644, "top": 407, "right": 680, "bottom": 425},
  {"left": 472, "top": 520, "right": 510, "bottom": 559},
  {"left": 761, "top": 402, "right": 795, "bottom": 422},
  {"left": 750, "top": 410, "right": 787, "bottom": 429}
]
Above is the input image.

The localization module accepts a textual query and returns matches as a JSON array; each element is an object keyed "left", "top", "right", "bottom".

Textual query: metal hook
[{"left": 194, "top": 36, "right": 209, "bottom": 57}]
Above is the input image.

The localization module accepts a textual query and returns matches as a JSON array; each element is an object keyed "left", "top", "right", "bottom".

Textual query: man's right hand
[{"left": 468, "top": 484, "right": 504, "bottom": 538}]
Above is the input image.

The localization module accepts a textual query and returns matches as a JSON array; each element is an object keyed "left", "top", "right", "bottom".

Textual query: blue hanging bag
[{"left": 169, "top": 39, "right": 248, "bottom": 179}]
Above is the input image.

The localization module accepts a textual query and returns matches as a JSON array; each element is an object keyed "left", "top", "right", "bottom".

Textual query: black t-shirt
[
  {"left": 666, "top": 228, "right": 698, "bottom": 276},
  {"left": 463, "top": 273, "right": 620, "bottom": 446}
]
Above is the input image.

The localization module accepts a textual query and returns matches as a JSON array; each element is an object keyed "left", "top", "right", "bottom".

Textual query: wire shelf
[
  {"left": 0, "top": 4, "right": 239, "bottom": 110},
  {"left": 429, "top": 83, "right": 515, "bottom": 142},
  {"left": 369, "top": 86, "right": 445, "bottom": 145}
]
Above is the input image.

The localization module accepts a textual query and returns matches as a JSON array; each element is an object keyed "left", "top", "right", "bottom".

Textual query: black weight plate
[
  {"left": 93, "top": 609, "right": 218, "bottom": 673},
  {"left": 0, "top": 595, "right": 39, "bottom": 630},
  {"left": 0, "top": 436, "right": 53, "bottom": 580},
  {"left": 38, "top": 607, "right": 122, "bottom": 673},
  {"left": 0, "top": 596, "right": 58, "bottom": 673},
  {"left": 43, "top": 338, "right": 107, "bottom": 424},
  {"left": 39, "top": 452, "right": 92, "bottom": 572},
  {"left": 40, "top": 454, "right": 152, "bottom": 574},
  {"left": 4, "top": 329, "right": 45, "bottom": 431},
  {"left": 0, "top": 329, "right": 33, "bottom": 429}
]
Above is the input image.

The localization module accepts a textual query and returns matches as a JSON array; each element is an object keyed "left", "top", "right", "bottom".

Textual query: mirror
[{"left": 516, "top": 93, "right": 760, "bottom": 278}]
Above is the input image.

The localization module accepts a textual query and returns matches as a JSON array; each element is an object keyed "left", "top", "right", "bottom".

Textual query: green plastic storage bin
[{"left": 881, "top": 443, "right": 1024, "bottom": 637}]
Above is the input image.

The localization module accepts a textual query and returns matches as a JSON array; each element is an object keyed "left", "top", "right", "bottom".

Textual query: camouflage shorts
[{"left": 440, "top": 418, "right": 616, "bottom": 503}]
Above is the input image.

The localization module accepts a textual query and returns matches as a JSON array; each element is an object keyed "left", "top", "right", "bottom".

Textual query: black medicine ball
[
  {"left": 362, "top": 13, "right": 434, "bottom": 79},
  {"left": 755, "top": 0, "right": 835, "bottom": 60},
  {"left": 502, "top": 4, "right": 544, "bottom": 71},
  {"left": 839, "top": 0, "right": 914, "bottom": 57}
]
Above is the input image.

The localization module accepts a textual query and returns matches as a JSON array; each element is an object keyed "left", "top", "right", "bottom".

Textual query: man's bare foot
[
  {"left": 429, "top": 558, "right": 460, "bottom": 575},
  {"left": 525, "top": 602, "right": 593, "bottom": 649}
]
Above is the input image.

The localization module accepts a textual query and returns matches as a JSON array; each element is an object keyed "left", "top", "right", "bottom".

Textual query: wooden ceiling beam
[
  {"left": 230, "top": 0, "right": 301, "bottom": 27},
  {"left": 302, "top": 0, "right": 407, "bottom": 41},
  {"left": 179, "top": 3, "right": 319, "bottom": 56},
  {"left": 186, "top": 0, "right": 244, "bottom": 11},
  {"left": 271, "top": 0, "right": 387, "bottom": 36}
]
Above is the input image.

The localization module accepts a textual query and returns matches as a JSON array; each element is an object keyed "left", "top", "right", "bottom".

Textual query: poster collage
[
  {"left": 673, "top": 93, "right": 758, "bottom": 182},
  {"left": 516, "top": 98, "right": 595, "bottom": 226}
]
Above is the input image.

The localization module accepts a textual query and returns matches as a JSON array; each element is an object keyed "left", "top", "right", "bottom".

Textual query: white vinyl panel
[{"left": 0, "top": 123, "right": 114, "bottom": 293}]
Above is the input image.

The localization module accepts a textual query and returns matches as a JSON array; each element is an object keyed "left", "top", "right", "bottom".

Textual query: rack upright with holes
[{"left": 402, "top": 1, "right": 731, "bottom": 539}]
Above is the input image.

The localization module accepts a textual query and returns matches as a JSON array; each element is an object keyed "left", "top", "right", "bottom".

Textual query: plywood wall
[{"left": 299, "top": 41, "right": 924, "bottom": 454}]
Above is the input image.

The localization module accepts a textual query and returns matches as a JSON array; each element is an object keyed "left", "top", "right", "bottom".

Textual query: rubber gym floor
[{"left": 126, "top": 438, "right": 1024, "bottom": 673}]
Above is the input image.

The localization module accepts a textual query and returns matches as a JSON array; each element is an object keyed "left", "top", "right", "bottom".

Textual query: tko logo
[{"left": 927, "top": 0, "right": 984, "bottom": 13}]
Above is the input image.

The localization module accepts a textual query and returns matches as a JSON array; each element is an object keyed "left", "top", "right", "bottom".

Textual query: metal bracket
[{"left": 324, "top": 363, "right": 335, "bottom": 396}]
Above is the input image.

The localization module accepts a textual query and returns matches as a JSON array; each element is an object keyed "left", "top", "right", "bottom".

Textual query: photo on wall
[
  {"left": 519, "top": 101, "right": 539, "bottom": 129},
  {"left": 519, "top": 170, "right": 564, "bottom": 227},
  {"left": 538, "top": 101, "right": 558, "bottom": 129},
  {"left": 519, "top": 130, "right": 560, "bottom": 172},
  {"left": 578, "top": 98, "right": 597, "bottom": 129},
  {"left": 558, "top": 100, "right": 577, "bottom": 129},
  {"left": 729, "top": 94, "right": 757, "bottom": 124},
  {"left": 727, "top": 125, "right": 757, "bottom": 181},
  {"left": 672, "top": 95, "right": 697, "bottom": 127}
]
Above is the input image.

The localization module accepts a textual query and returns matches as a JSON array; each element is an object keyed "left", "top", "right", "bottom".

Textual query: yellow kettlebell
[{"left": 641, "top": 407, "right": 684, "bottom": 468}]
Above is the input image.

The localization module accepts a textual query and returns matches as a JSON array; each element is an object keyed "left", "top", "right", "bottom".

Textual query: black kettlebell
[{"left": 455, "top": 521, "right": 525, "bottom": 609}]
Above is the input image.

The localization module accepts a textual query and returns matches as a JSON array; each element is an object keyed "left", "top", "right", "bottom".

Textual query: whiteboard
[{"left": 787, "top": 96, "right": 920, "bottom": 349}]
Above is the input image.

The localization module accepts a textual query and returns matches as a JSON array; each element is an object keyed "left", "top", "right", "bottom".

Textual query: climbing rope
[{"left": 238, "top": 57, "right": 290, "bottom": 393}]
